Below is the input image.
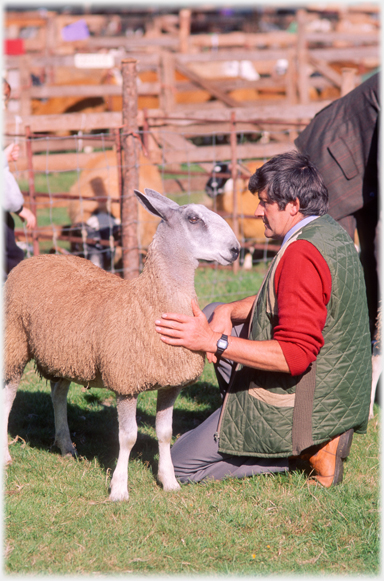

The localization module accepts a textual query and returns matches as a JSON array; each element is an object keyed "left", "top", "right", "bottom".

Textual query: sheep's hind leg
[
  {"left": 3, "top": 379, "right": 20, "bottom": 464},
  {"left": 50, "top": 379, "right": 76, "bottom": 457},
  {"left": 156, "top": 386, "right": 182, "bottom": 491},
  {"left": 109, "top": 394, "right": 138, "bottom": 502}
]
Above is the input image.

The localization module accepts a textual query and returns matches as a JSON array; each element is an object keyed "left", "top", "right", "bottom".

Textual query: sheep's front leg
[
  {"left": 156, "top": 386, "right": 182, "bottom": 491},
  {"left": 109, "top": 394, "right": 138, "bottom": 502},
  {"left": 50, "top": 379, "right": 76, "bottom": 457},
  {"left": 3, "top": 379, "right": 20, "bottom": 465}
]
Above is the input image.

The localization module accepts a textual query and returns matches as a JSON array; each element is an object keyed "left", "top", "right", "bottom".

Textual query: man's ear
[{"left": 290, "top": 198, "right": 301, "bottom": 216}]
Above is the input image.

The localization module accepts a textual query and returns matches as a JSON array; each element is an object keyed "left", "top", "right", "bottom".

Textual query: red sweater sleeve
[{"left": 273, "top": 240, "right": 332, "bottom": 376}]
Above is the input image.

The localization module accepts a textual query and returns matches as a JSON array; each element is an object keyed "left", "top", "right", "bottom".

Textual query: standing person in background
[
  {"left": 155, "top": 151, "right": 372, "bottom": 488},
  {"left": 294, "top": 72, "right": 380, "bottom": 339},
  {"left": 3, "top": 78, "right": 36, "bottom": 277}
]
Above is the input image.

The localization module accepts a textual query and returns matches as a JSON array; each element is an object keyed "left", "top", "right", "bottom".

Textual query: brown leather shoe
[{"left": 307, "top": 429, "right": 354, "bottom": 487}]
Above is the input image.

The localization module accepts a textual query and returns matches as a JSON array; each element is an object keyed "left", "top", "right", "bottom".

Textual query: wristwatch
[{"left": 216, "top": 334, "right": 229, "bottom": 356}]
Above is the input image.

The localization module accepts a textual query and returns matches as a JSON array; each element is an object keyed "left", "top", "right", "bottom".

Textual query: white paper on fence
[
  {"left": 74, "top": 53, "right": 115, "bottom": 69},
  {"left": 188, "top": 60, "right": 259, "bottom": 81}
]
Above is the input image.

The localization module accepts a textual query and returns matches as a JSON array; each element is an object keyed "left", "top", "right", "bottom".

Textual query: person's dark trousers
[
  {"left": 170, "top": 302, "right": 289, "bottom": 483},
  {"left": 4, "top": 211, "right": 24, "bottom": 276}
]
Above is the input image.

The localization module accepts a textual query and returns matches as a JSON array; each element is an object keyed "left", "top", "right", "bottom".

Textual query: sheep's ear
[
  {"left": 134, "top": 189, "right": 179, "bottom": 220},
  {"left": 144, "top": 188, "right": 180, "bottom": 209}
]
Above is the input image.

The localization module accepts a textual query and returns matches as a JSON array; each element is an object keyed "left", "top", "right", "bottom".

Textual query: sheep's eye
[{"left": 188, "top": 215, "right": 200, "bottom": 224}]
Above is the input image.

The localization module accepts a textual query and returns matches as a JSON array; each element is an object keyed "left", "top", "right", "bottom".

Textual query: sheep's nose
[{"left": 231, "top": 246, "right": 240, "bottom": 260}]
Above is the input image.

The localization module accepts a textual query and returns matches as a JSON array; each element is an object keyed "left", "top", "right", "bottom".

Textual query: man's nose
[{"left": 254, "top": 203, "right": 264, "bottom": 218}]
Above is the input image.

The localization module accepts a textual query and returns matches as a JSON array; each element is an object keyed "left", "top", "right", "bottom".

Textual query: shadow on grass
[{"left": 7, "top": 381, "right": 221, "bottom": 478}]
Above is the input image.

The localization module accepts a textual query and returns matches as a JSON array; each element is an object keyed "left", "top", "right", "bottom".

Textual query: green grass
[
  {"left": 14, "top": 171, "right": 76, "bottom": 253},
  {"left": 195, "top": 263, "right": 267, "bottom": 308},
  {"left": 16, "top": 170, "right": 79, "bottom": 195},
  {"left": 4, "top": 364, "right": 381, "bottom": 575},
  {"left": 3, "top": 268, "right": 380, "bottom": 575}
]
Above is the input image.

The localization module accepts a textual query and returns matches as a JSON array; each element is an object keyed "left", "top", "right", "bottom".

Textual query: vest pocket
[{"left": 249, "top": 385, "right": 295, "bottom": 407}]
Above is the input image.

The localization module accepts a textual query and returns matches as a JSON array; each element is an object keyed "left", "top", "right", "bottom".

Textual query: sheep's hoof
[
  {"left": 109, "top": 489, "right": 129, "bottom": 502},
  {"left": 160, "top": 479, "right": 181, "bottom": 492}
]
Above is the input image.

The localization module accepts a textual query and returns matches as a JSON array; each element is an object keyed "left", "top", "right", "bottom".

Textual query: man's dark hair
[{"left": 248, "top": 150, "right": 329, "bottom": 216}]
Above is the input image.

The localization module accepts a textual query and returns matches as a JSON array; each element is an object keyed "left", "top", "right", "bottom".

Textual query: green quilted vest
[{"left": 218, "top": 214, "right": 372, "bottom": 458}]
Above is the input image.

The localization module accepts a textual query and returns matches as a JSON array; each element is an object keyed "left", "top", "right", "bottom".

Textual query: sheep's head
[{"left": 134, "top": 189, "right": 240, "bottom": 267}]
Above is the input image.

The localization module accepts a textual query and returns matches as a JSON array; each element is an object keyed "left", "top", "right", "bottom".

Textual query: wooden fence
[
  {"left": 4, "top": 7, "right": 379, "bottom": 117},
  {"left": 4, "top": 6, "right": 379, "bottom": 278}
]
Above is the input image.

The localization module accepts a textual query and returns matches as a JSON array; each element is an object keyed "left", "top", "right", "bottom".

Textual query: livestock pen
[
  {"left": 5, "top": 62, "right": 321, "bottom": 297},
  {"left": 3, "top": 7, "right": 380, "bottom": 576}
]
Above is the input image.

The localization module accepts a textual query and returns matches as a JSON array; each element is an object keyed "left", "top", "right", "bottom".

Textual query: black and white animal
[
  {"left": 3, "top": 189, "right": 240, "bottom": 501},
  {"left": 62, "top": 212, "right": 121, "bottom": 271}
]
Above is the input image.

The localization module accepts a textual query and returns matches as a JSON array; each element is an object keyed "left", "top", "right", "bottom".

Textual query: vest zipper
[
  {"left": 214, "top": 389, "right": 229, "bottom": 443},
  {"left": 214, "top": 294, "right": 260, "bottom": 444}
]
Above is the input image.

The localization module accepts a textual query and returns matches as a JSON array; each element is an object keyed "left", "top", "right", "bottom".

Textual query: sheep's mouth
[{"left": 218, "top": 248, "right": 240, "bottom": 265}]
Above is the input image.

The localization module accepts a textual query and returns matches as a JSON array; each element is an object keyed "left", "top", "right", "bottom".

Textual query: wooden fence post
[
  {"left": 230, "top": 111, "right": 239, "bottom": 275},
  {"left": 160, "top": 50, "right": 176, "bottom": 113},
  {"left": 179, "top": 9, "right": 191, "bottom": 53},
  {"left": 296, "top": 9, "right": 309, "bottom": 106},
  {"left": 25, "top": 125, "right": 39, "bottom": 256},
  {"left": 19, "top": 55, "right": 32, "bottom": 116},
  {"left": 121, "top": 58, "right": 140, "bottom": 280}
]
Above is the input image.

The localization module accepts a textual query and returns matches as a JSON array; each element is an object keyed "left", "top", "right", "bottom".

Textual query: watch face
[{"left": 217, "top": 339, "right": 227, "bottom": 349}]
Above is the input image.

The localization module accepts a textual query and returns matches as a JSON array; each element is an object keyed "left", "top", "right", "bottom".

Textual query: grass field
[{"left": 3, "top": 265, "right": 380, "bottom": 576}]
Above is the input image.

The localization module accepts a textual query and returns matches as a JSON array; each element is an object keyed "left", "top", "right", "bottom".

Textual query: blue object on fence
[{"left": 61, "top": 19, "right": 90, "bottom": 42}]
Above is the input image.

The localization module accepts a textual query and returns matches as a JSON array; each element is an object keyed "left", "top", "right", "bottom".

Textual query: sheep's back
[
  {"left": 5, "top": 255, "right": 119, "bottom": 383},
  {"left": 5, "top": 254, "right": 204, "bottom": 393}
]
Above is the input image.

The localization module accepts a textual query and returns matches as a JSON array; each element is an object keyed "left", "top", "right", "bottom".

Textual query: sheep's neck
[{"left": 141, "top": 239, "right": 197, "bottom": 302}]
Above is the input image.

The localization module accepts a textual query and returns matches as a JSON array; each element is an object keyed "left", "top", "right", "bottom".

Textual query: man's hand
[{"left": 155, "top": 298, "right": 219, "bottom": 360}]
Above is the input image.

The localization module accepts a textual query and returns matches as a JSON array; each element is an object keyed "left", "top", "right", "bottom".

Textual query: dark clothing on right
[{"left": 294, "top": 72, "right": 380, "bottom": 337}]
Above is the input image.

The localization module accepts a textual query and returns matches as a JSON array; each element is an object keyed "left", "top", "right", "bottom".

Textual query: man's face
[{"left": 254, "top": 189, "right": 299, "bottom": 240}]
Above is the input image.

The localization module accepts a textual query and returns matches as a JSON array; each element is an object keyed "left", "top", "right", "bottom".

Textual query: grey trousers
[{"left": 170, "top": 303, "right": 290, "bottom": 483}]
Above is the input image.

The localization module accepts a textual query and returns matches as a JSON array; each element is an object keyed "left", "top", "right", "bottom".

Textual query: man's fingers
[
  {"left": 158, "top": 335, "right": 183, "bottom": 345},
  {"left": 207, "top": 352, "right": 217, "bottom": 364},
  {"left": 191, "top": 298, "right": 203, "bottom": 317},
  {"left": 156, "top": 313, "right": 188, "bottom": 324},
  {"left": 155, "top": 323, "right": 182, "bottom": 335}
]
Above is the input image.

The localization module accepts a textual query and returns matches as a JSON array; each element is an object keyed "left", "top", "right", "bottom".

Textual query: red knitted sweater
[{"left": 273, "top": 240, "right": 332, "bottom": 376}]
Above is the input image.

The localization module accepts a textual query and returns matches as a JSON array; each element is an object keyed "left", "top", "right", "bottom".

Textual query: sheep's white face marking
[
  {"left": 135, "top": 189, "right": 240, "bottom": 266},
  {"left": 178, "top": 204, "right": 240, "bottom": 265}
]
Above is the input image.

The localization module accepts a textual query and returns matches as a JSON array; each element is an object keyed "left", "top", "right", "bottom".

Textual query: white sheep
[{"left": 3, "top": 189, "right": 240, "bottom": 502}]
